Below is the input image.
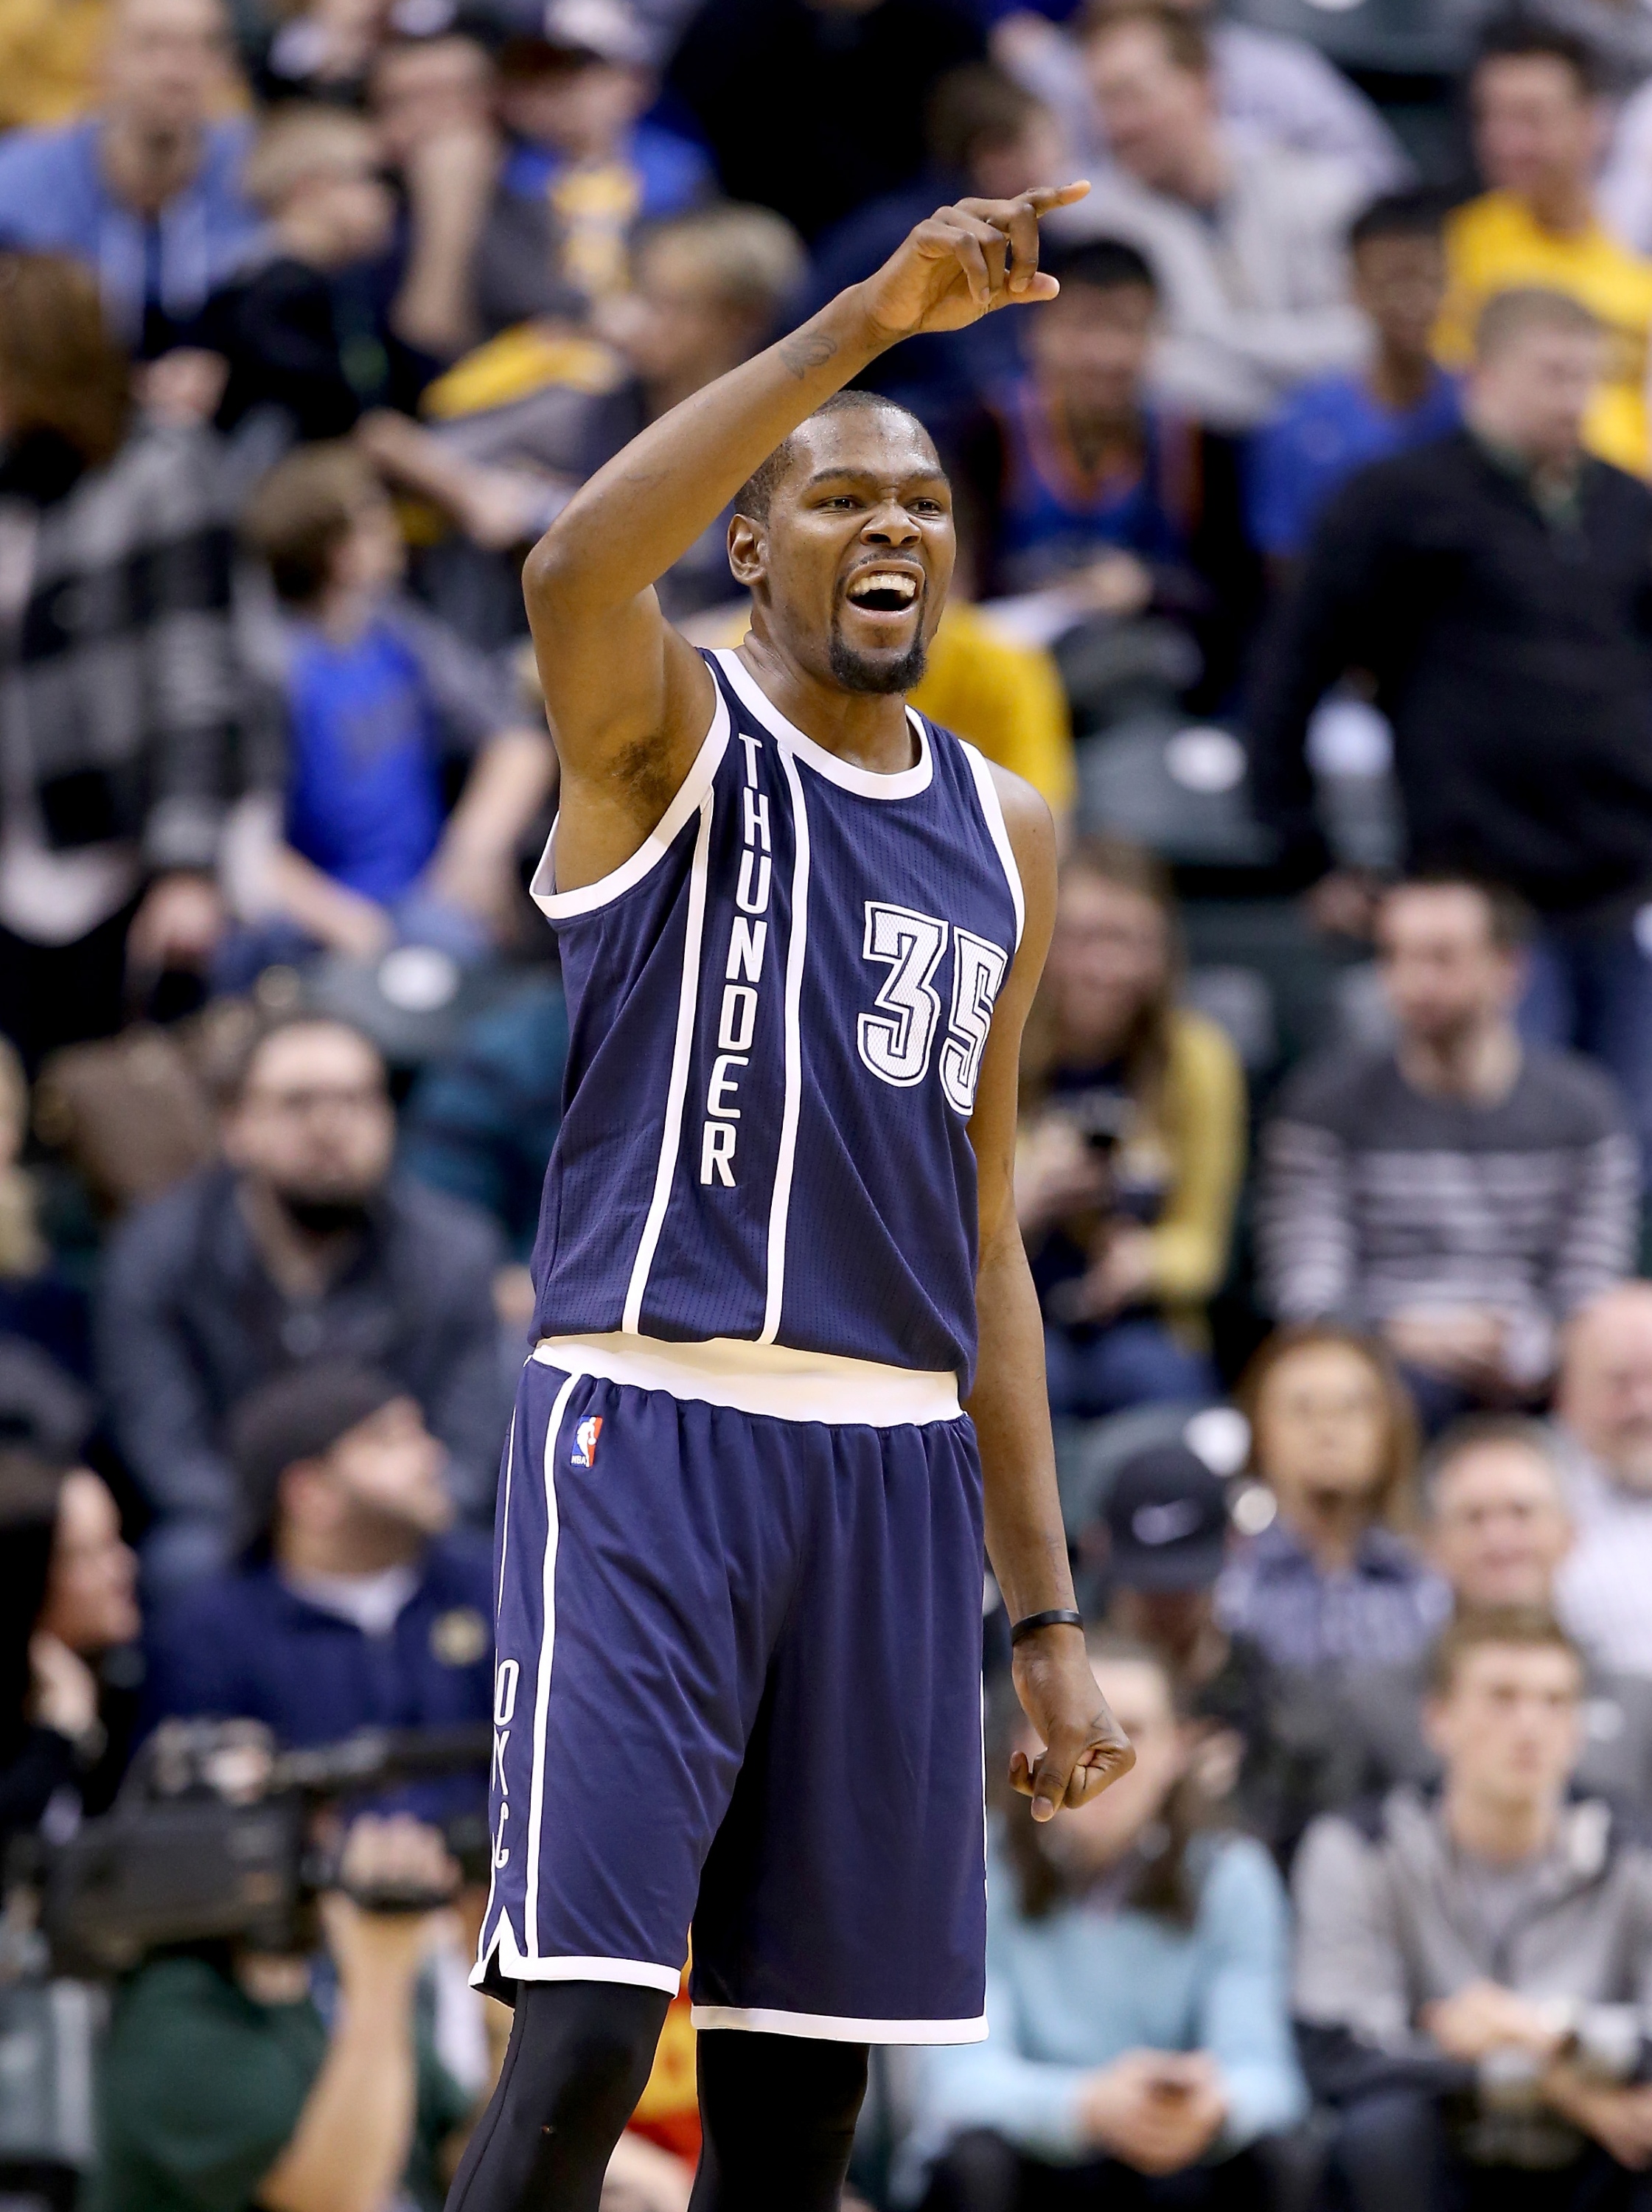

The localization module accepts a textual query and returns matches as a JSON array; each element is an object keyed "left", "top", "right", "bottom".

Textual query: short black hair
[
  {"left": 1349, "top": 188, "right": 1447, "bottom": 254},
  {"left": 1474, "top": 15, "right": 1597, "bottom": 94},
  {"left": 1042, "top": 236, "right": 1158, "bottom": 299},
  {"left": 734, "top": 389, "right": 940, "bottom": 524},
  {"left": 1384, "top": 872, "right": 1536, "bottom": 951}
]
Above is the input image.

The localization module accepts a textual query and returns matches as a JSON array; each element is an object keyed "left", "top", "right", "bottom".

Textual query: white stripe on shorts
[
  {"left": 532, "top": 1329, "right": 961, "bottom": 1426},
  {"left": 689, "top": 2003, "right": 988, "bottom": 2045}
]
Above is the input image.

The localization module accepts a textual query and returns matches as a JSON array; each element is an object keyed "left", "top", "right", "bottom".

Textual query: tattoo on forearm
[{"left": 778, "top": 327, "right": 839, "bottom": 379}]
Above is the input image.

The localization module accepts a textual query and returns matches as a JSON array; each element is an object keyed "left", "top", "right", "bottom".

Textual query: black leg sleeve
[
  {"left": 445, "top": 1980, "right": 672, "bottom": 2212},
  {"left": 689, "top": 2030, "right": 869, "bottom": 2212}
]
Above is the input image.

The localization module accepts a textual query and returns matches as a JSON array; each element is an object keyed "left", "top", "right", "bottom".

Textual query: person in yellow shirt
[{"left": 1436, "top": 20, "right": 1652, "bottom": 474}]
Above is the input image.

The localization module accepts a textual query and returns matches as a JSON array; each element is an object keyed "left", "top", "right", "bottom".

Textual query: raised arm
[
  {"left": 526, "top": 184, "right": 1090, "bottom": 895},
  {"left": 966, "top": 766, "right": 1133, "bottom": 1819}
]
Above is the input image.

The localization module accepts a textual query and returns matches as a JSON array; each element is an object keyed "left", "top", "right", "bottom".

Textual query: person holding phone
[
  {"left": 1016, "top": 837, "right": 1245, "bottom": 1419},
  {"left": 907, "top": 1634, "right": 1307, "bottom": 2209}
]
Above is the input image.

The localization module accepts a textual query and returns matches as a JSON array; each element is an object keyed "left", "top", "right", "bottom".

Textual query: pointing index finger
[{"left": 1025, "top": 180, "right": 1092, "bottom": 212}]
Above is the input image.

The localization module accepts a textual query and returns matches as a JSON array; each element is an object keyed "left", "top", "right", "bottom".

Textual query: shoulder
[
  {"left": 105, "top": 1166, "right": 222, "bottom": 1270},
  {"left": 1516, "top": 1046, "right": 1634, "bottom": 1139},
  {"left": 1583, "top": 451, "right": 1652, "bottom": 514},
  {"left": 1270, "top": 1045, "right": 1394, "bottom": 1132},
  {"left": 1235, "top": 142, "right": 1365, "bottom": 223},
  {"left": 424, "top": 1528, "right": 497, "bottom": 1602},
  {"left": 0, "top": 119, "right": 90, "bottom": 192},
  {"left": 1292, "top": 1805, "right": 1387, "bottom": 1898},
  {"left": 156, "top": 1567, "right": 265, "bottom": 1635},
  {"left": 980, "top": 757, "right": 1056, "bottom": 930},
  {"left": 1198, "top": 1829, "right": 1290, "bottom": 1919},
  {"left": 1167, "top": 1006, "right": 1243, "bottom": 1087},
  {"left": 384, "top": 1175, "right": 505, "bottom": 1268}
]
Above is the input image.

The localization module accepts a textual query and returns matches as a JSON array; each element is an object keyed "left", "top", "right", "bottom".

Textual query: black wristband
[{"left": 1010, "top": 1608, "right": 1084, "bottom": 1646}]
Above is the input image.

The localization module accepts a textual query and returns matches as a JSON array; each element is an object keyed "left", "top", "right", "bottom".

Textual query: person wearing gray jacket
[{"left": 1294, "top": 1607, "right": 1652, "bottom": 2210}]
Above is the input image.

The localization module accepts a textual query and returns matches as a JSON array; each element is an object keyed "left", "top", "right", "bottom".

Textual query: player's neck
[{"left": 736, "top": 633, "right": 920, "bottom": 776}]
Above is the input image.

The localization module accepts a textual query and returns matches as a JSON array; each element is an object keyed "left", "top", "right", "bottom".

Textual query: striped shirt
[
  {"left": 1255, "top": 1046, "right": 1636, "bottom": 1381},
  {"left": 1218, "top": 1519, "right": 1450, "bottom": 1676}
]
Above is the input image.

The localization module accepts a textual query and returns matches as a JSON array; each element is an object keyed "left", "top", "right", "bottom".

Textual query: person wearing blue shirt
[
  {"left": 0, "top": 0, "right": 258, "bottom": 357},
  {"left": 473, "top": 11, "right": 715, "bottom": 335},
  {"left": 955, "top": 237, "right": 1262, "bottom": 709},
  {"left": 235, "top": 441, "right": 554, "bottom": 974},
  {"left": 143, "top": 1360, "right": 495, "bottom": 1827},
  {"left": 1248, "top": 192, "right": 1460, "bottom": 565},
  {"left": 906, "top": 1634, "right": 1307, "bottom": 2208}
]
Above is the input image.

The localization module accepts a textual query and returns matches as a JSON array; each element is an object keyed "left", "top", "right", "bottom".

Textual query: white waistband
[{"left": 532, "top": 1331, "right": 961, "bottom": 1427}]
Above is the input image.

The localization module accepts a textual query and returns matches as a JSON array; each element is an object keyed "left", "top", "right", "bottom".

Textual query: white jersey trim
[
  {"left": 621, "top": 787, "right": 714, "bottom": 1335},
  {"left": 689, "top": 2003, "right": 988, "bottom": 2046},
  {"left": 759, "top": 741, "right": 809, "bottom": 1344},
  {"left": 532, "top": 1331, "right": 961, "bottom": 1426},
  {"left": 529, "top": 686, "right": 731, "bottom": 920},
  {"left": 473, "top": 1921, "right": 683, "bottom": 1999},
  {"left": 523, "top": 1368, "right": 579, "bottom": 1958},
  {"left": 712, "top": 647, "right": 933, "bottom": 800},
  {"left": 960, "top": 740, "right": 1025, "bottom": 951}
]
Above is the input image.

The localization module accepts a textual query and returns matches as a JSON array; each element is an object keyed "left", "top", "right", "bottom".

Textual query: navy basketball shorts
[{"left": 474, "top": 1332, "right": 989, "bottom": 2044}]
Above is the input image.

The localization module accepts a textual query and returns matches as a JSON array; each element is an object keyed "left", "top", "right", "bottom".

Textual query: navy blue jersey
[{"left": 528, "top": 647, "right": 1025, "bottom": 1386}]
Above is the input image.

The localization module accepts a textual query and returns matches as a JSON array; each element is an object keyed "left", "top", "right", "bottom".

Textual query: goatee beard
[
  {"left": 275, "top": 1192, "right": 374, "bottom": 1239},
  {"left": 828, "top": 627, "right": 929, "bottom": 696}
]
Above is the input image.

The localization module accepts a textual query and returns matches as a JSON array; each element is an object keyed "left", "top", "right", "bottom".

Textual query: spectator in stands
[
  {"left": 1294, "top": 1608, "right": 1652, "bottom": 2212},
  {"left": 98, "top": 1013, "right": 508, "bottom": 1590},
  {"left": 233, "top": 442, "right": 554, "bottom": 970},
  {"left": 1555, "top": 1285, "right": 1652, "bottom": 1677},
  {"left": 401, "top": 974, "right": 570, "bottom": 1260},
  {"left": 89, "top": 1812, "right": 470, "bottom": 2212},
  {"left": 1341, "top": 1417, "right": 1652, "bottom": 1806},
  {"left": 0, "top": 252, "right": 237, "bottom": 1076},
  {"left": 367, "top": 32, "right": 501, "bottom": 371},
  {"left": 384, "top": 201, "right": 807, "bottom": 636},
  {"left": 995, "top": 0, "right": 1407, "bottom": 201},
  {"left": 1249, "top": 192, "right": 1461, "bottom": 567},
  {"left": 0, "top": 1447, "right": 99, "bottom": 1854},
  {"left": 955, "top": 235, "right": 1261, "bottom": 709},
  {"left": 188, "top": 105, "right": 410, "bottom": 451},
  {"left": 666, "top": 0, "right": 984, "bottom": 243},
  {"left": 1064, "top": 5, "right": 1367, "bottom": 432},
  {"left": 1248, "top": 291, "right": 1652, "bottom": 1162},
  {"left": 1099, "top": 1440, "right": 1360, "bottom": 1864},
  {"left": 801, "top": 63, "right": 1066, "bottom": 427},
  {"left": 1437, "top": 23, "right": 1652, "bottom": 477},
  {"left": 909, "top": 1635, "right": 1307, "bottom": 2207},
  {"left": 0, "top": 1038, "right": 87, "bottom": 1377},
  {"left": 36, "top": 1456, "right": 142, "bottom": 1813},
  {"left": 0, "top": 0, "right": 257, "bottom": 357},
  {"left": 1017, "top": 838, "right": 1244, "bottom": 1419},
  {"left": 1257, "top": 879, "right": 1637, "bottom": 1431},
  {"left": 144, "top": 1363, "right": 492, "bottom": 1816},
  {"left": 1219, "top": 1325, "right": 1447, "bottom": 1677},
  {"left": 475, "top": 4, "right": 714, "bottom": 337}
]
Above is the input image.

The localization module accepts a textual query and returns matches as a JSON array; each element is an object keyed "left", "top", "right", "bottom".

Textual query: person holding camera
[
  {"left": 1017, "top": 838, "right": 1244, "bottom": 1419},
  {"left": 88, "top": 1810, "right": 471, "bottom": 2212}
]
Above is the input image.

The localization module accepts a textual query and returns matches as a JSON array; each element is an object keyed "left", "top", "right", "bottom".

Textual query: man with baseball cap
[
  {"left": 142, "top": 1360, "right": 495, "bottom": 1818},
  {"left": 1099, "top": 1439, "right": 1356, "bottom": 1860}
]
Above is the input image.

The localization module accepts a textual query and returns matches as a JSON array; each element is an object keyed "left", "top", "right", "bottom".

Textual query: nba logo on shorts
[{"left": 570, "top": 1415, "right": 603, "bottom": 1468}]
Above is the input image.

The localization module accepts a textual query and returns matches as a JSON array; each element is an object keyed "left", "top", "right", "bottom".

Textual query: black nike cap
[{"left": 1105, "top": 1441, "right": 1230, "bottom": 1593}]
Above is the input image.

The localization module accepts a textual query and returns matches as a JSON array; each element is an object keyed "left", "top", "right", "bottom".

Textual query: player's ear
[{"left": 727, "top": 511, "right": 767, "bottom": 588}]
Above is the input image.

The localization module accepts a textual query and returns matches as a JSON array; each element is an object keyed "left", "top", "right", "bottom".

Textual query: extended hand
[
  {"left": 859, "top": 183, "right": 1091, "bottom": 343},
  {"left": 1544, "top": 2063, "right": 1652, "bottom": 2170},
  {"left": 1009, "top": 1621, "right": 1135, "bottom": 1820}
]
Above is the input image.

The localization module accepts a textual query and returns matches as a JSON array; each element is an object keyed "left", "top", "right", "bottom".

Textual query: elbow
[{"left": 523, "top": 527, "right": 583, "bottom": 626}]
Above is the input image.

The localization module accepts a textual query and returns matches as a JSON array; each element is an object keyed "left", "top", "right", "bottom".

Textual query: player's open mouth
[{"left": 845, "top": 568, "right": 922, "bottom": 615}]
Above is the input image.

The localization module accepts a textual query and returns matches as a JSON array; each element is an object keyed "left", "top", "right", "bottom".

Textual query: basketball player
[{"left": 449, "top": 181, "right": 1133, "bottom": 2212}]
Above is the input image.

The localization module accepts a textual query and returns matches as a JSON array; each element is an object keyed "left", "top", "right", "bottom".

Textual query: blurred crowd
[{"left": 9, "top": 0, "right": 1652, "bottom": 2206}]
